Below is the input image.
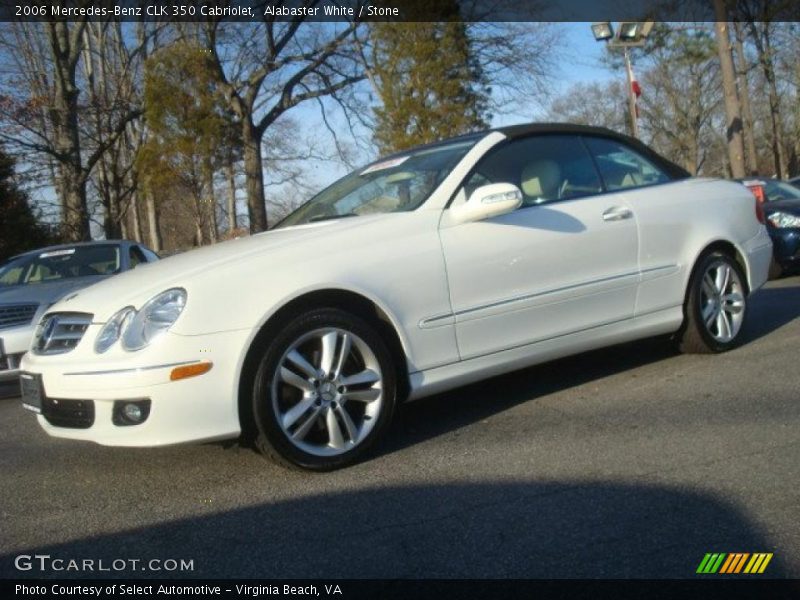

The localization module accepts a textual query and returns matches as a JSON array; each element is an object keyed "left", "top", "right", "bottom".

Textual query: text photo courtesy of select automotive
[{"left": 1, "top": 0, "right": 800, "bottom": 593}]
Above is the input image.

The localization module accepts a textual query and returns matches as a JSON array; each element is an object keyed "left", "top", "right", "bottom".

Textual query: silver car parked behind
[{"left": 0, "top": 241, "right": 158, "bottom": 394}]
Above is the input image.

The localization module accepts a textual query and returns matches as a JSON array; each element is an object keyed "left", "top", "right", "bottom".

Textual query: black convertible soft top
[{"left": 380, "top": 122, "right": 690, "bottom": 181}]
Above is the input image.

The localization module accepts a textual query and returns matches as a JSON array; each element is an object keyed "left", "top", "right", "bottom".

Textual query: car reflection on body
[
  {"left": 19, "top": 124, "right": 772, "bottom": 470},
  {"left": 0, "top": 241, "right": 158, "bottom": 394}
]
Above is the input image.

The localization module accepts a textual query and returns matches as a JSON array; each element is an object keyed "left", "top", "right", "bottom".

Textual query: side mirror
[{"left": 450, "top": 183, "right": 523, "bottom": 224}]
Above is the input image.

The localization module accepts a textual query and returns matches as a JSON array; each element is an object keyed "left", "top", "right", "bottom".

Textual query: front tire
[
  {"left": 678, "top": 251, "right": 748, "bottom": 354},
  {"left": 251, "top": 308, "right": 397, "bottom": 471}
]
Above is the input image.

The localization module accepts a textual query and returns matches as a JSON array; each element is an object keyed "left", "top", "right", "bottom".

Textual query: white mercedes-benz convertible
[{"left": 20, "top": 124, "right": 772, "bottom": 470}]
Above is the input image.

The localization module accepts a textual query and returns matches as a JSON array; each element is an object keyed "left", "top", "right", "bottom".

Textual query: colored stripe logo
[{"left": 697, "top": 553, "right": 773, "bottom": 574}]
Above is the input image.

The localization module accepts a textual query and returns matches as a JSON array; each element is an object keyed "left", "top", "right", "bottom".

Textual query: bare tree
[
  {"left": 740, "top": 18, "right": 789, "bottom": 177},
  {"left": 637, "top": 25, "right": 722, "bottom": 175},
  {"left": 81, "top": 21, "right": 155, "bottom": 240},
  {"left": 205, "top": 12, "right": 365, "bottom": 232},
  {"left": 0, "top": 20, "right": 143, "bottom": 240},
  {"left": 546, "top": 80, "right": 629, "bottom": 134}
]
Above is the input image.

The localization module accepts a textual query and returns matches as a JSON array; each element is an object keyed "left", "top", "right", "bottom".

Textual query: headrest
[{"left": 520, "top": 160, "right": 561, "bottom": 201}]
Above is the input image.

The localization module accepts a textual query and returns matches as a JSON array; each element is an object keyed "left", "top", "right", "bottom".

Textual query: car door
[
  {"left": 581, "top": 135, "right": 679, "bottom": 317},
  {"left": 438, "top": 134, "right": 640, "bottom": 360}
]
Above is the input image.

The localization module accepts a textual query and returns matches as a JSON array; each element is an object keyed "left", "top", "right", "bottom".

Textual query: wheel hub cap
[{"left": 320, "top": 382, "right": 337, "bottom": 402}]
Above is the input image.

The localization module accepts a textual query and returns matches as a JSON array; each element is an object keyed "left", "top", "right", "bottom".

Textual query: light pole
[
  {"left": 591, "top": 21, "right": 654, "bottom": 139},
  {"left": 622, "top": 47, "right": 638, "bottom": 139}
]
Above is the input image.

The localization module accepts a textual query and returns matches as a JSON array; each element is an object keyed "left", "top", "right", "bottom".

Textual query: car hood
[
  {"left": 764, "top": 199, "right": 800, "bottom": 215},
  {"left": 52, "top": 215, "right": 390, "bottom": 319},
  {"left": 0, "top": 276, "right": 107, "bottom": 307}
]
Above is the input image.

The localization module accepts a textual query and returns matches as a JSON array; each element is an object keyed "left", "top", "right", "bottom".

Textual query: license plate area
[{"left": 20, "top": 372, "right": 43, "bottom": 413}]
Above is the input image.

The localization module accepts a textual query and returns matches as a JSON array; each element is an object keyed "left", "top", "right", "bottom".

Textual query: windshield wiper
[{"left": 308, "top": 213, "right": 359, "bottom": 223}]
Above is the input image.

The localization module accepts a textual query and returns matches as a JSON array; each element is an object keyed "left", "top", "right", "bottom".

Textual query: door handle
[{"left": 602, "top": 206, "right": 633, "bottom": 222}]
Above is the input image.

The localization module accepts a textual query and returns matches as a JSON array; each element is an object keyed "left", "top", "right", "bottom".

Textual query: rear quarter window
[{"left": 584, "top": 136, "right": 671, "bottom": 191}]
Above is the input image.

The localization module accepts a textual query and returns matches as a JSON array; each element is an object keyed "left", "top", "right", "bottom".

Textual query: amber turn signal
[{"left": 170, "top": 362, "right": 213, "bottom": 381}]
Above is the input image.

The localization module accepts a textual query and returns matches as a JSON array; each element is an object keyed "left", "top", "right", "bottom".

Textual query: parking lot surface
[{"left": 2, "top": 277, "right": 799, "bottom": 579}]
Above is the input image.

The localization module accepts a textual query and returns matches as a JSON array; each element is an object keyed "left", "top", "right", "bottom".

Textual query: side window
[
  {"left": 129, "top": 246, "right": 147, "bottom": 269},
  {"left": 462, "top": 135, "right": 603, "bottom": 208},
  {"left": 140, "top": 247, "right": 160, "bottom": 262},
  {"left": 584, "top": 136, "right": 670, "bottom": 191}
]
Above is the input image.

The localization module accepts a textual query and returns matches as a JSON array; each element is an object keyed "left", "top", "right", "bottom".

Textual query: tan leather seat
[{"left": 520, "top": 160, "right": 561, "bottom": 205}]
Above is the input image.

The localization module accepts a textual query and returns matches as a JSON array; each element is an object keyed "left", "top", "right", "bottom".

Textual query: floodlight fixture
[{"left": 591, "top": 22, "right": 614, "bottom": 41}]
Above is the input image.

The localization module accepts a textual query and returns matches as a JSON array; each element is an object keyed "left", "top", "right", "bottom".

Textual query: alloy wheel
[
  {"left": 270, "top": 327, "right": 384, "bottom": 457},
  {"left": 699, "top": 260, "right": 746, "bottom": 343}
]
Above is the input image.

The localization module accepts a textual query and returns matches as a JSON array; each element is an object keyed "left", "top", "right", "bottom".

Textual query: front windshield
[
  {"left": 0, "top": 245, "right": 120, "bottom": 287},
  {"left": 764, "top": 180, "right": 800, "bottom": 202},
  {"left": 277, "top": 138, "right": 479, "bottom": 228}
]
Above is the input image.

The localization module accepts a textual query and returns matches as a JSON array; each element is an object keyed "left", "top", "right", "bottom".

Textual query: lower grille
[
  {"left": 42, "top": 397, "right": 95, "bottom": 429},
  {"left": 0, "top": 303, "right": 38, "bottom": 329},
  {"left": 0, "top": 352, "right": 24, "bottom": 372}
]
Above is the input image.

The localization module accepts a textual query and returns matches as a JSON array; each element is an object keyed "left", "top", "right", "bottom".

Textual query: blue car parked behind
[{"left": 757, "top": 179, "right": 800, "bottom": 278}]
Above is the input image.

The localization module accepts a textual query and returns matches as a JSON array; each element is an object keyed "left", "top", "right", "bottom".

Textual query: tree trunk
[
  {"left": 130, "top": 193, "right": 143, "bottom": 243},
  {"left": 195, "top": 218, "right": 204, "bottom": 247},
  {"left": 60, "top": 179, "right": 90, "bottom": 241},
  {"left": 712, "top": 9, "right": 746, "bottom": 179},
  {"left": 145, "top": 189, "right": 161, "bottom": 252},
  {"left": 119, "top": 210, "right": 128, "bottom": 239},
  {"left": 226, "top": 162, "right": 237, "bottom": 233},
  {"left": 48, "top": 21, "right": 91, "bottom": 241},
  {"left": 242, "top": 119, "right": 267, "bottom": 233},
  {"left": 732, "top": 22, "right": 759, "bottom": 176},
  {"left": 104, "top": 175, "right": 122, "bottom": 239},
  {"left": 205, "top": 164, "right": 218, "bottom": 244}
]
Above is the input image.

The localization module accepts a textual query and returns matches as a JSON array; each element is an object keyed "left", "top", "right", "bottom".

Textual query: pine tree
[
  {"left": 0, "top": 147, "right": 57, "bottom": 261},
  {"left": 370, "top": 8, "right": 490, "bottom": 154},
  {"left": 137, "top": 41, "right": 237, "bottom": 246}
]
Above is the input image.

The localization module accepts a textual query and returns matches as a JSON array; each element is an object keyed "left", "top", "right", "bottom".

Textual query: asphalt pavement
[{"left": 1, "top": 276, "right": 799, "bottom": 579}]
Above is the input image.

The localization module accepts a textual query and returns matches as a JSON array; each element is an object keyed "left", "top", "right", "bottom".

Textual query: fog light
[
  {"left": 112, "top": 399, "right": 151, "bottom": 426},
  {"left": 124, "top": 404, "right": 142, "bottom": 421}
]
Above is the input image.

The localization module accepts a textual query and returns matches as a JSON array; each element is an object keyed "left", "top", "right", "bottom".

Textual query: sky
[{"left": 492, "top": 22, "right": 618, "bottom": 126}]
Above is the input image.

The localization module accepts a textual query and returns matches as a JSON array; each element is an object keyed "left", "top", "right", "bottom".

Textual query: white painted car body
[{"left": 20, "top": 126, "right": 773, "bottom": 448}]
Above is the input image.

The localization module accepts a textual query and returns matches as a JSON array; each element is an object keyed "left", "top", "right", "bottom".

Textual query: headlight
[
  {"left": 122, "top": 288, "right": 187, "bottom": 351},
  {"left": 768, "top": 211, "right": 800, "bottom": 229},
  {"left": 94, "top": 307, "right": 135, "bottom": 353}
]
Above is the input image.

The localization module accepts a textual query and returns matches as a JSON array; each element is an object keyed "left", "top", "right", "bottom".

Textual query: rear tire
[
  {"left": 251, "top": 308, "right": 397, "bottom": 471},
  {"left": 678, "top": 251, "right": 748, "bottom": 354}
]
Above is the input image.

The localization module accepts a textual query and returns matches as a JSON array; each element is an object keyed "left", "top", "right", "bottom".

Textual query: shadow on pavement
[
  {"left": 741, "top": 279, "right": 800, "bottom": 343},
  {"left": 386, "top": 337, "right": 678, "bottom": 458},
  {"left": 0, "top": 480, "right": 786, "bottom": 579}
]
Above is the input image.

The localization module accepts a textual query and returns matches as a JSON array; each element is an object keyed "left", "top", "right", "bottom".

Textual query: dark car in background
[
  {"left": 0, "top": 241, "right": 158, "bottom": 395},
  {"left": 740, "top": 179, "right": 800, "bottom": 278}
]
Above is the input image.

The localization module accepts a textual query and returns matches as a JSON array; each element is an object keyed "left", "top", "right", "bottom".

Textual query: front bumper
[
  {"left": 0, "top": 324, "right": 34, "bottom": 384},
  {"left": 19, "top": 327, "right": 251, "bottom": 446},
  {"left": 741, "top": 226, "right": 773, "bottom": 292},
  {"left": 769, "top": 228, "right": 800, "bottom": 268}
]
